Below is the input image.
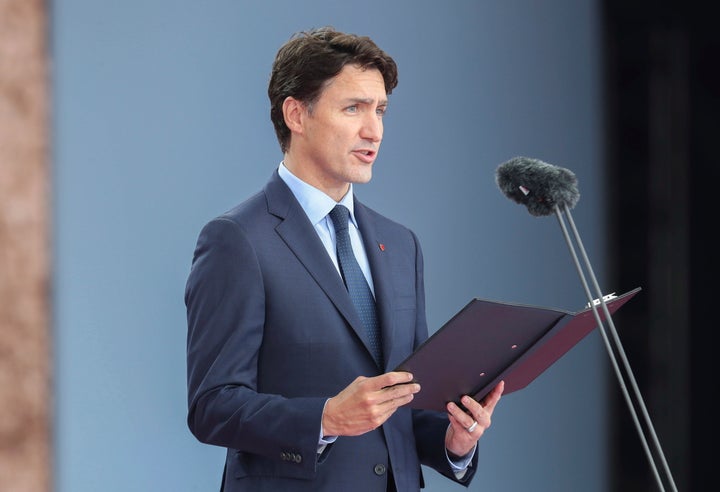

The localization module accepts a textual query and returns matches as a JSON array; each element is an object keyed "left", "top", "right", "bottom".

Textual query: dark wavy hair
[{"left": 268, "top": 26, "right": 398, "bottom": 153}]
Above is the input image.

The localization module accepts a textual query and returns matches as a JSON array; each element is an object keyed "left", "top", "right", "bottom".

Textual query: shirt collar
[{"left": 278, "top": 162, "right": 357, "bottom": 228}]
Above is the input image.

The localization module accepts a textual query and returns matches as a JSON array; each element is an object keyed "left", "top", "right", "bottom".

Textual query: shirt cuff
[
  {"left": 318, "top": 399, "right": 338, "bottom": 454},
  {"left": 447, "top": 444, "right": 476, "bottom": 471}
]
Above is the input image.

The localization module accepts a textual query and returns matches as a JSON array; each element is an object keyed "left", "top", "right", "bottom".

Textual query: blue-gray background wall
[{"left": 52, "top": 1, "right": 609, "bottom": 490}]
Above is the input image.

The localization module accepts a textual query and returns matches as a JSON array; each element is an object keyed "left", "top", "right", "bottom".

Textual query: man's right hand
[{"left": 321, "top": 372, "right": 420, "bottom": 437}]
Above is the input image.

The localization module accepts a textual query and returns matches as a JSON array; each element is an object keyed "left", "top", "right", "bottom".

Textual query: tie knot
[{"left": 329, "top": 205, "right": 350, "bottom": 234}]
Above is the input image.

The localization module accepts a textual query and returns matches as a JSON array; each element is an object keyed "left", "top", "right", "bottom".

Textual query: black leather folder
[{"left": 395, "top": 287, "right": 641, "bottom": 411}]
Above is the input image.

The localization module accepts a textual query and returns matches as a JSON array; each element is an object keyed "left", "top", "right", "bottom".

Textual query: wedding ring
[{"left": 466, "top": 421, "right": 478, "bottom": 433}]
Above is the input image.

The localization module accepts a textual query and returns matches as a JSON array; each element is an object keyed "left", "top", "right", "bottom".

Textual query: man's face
[{"left": 290, "top": 64, "right": 387, "bottom": 200}]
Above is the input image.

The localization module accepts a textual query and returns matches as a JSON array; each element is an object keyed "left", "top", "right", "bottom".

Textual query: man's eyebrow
[{"left": 343, "top": 97, "right": 389, "bottom": 106}]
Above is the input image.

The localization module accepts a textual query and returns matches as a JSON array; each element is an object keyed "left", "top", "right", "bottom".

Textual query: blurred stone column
[{"left": 0, "top": 0, "right": 51, "bottom": 491}]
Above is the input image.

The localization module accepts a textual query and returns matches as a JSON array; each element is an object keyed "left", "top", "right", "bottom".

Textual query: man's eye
[
  {"left": 346, "top": 105, "right": 358, "bottom": 113},
  {"left": 376, "top": 107, "right": 387, "bottom": 117}
]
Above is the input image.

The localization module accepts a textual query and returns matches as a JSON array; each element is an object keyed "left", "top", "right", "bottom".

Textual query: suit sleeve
[{"left": 184, "top": 217, "right": 326, "bottom": 478}]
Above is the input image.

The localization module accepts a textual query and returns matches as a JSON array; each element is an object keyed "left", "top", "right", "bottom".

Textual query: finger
[
  {"left": 447, "top": 400, "right": 478, "bottom": 429},
  {"left": 377, "top": 371, "right": 415, "bottom": 388},
  {"left": 460, "top": 395, "right": 481, "bottom": 412},
  {"left": 378, "top": 382, "right": 420, "bottom": 409},
  {"left": 447, "top": 413, "right": 478, "bottom": 441},
  {"left": 384, "top": 380, "right": 420, "bottom": 398},
  {"left": 481, "top": 381, "right": 504, "bottom": 414}
]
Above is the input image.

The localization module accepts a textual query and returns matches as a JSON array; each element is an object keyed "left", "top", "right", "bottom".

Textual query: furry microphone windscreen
[{"left": 495, "top": 156, "right": 580, "bottom": 216}]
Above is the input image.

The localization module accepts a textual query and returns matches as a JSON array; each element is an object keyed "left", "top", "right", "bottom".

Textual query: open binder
[{"left": 395, "top": 287, "right": 641, "bottom": 411}]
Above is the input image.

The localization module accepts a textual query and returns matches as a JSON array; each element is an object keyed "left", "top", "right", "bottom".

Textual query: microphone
[
  {"left": 495, "top": 157, "right": 677, "bottom": 492},
  {"left": 495, "top": 156, "right": 580, "bottom": 216}
]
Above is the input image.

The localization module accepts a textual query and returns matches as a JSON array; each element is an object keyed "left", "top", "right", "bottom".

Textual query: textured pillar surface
[{"left": 0, "top": 0, "right": 51, "bottom": 491}]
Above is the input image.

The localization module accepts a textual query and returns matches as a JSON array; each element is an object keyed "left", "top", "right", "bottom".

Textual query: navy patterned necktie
[{"left": 329, "top": 205, "right": 383, "bottom": 366}]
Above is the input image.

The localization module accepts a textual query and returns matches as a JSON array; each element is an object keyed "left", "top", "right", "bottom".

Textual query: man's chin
[{"left": 350, "top": 168, "right": 373, "bottom": 184}]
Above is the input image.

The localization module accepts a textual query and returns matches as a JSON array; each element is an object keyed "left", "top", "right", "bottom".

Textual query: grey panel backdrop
[{"left": 52, "top": 1, "right": 608, "bottom": 491}]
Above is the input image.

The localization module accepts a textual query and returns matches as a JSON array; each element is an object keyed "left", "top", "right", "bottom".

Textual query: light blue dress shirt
[{"left": 278, "top": 162, "right": 375, "bottom": 296}]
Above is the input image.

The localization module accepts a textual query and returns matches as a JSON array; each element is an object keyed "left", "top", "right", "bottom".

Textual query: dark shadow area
[{"left": 603, "top": 1, "right": 718, "bottom": 490}]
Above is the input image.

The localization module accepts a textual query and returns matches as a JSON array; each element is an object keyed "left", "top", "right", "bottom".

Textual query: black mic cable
[{"left": 496, "top": 156, "right": 678, "bottom": 492}]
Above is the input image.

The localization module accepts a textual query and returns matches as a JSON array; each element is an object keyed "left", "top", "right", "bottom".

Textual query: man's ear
[{"left": 282, "top": 97, "right": 305, "bottom": 135}]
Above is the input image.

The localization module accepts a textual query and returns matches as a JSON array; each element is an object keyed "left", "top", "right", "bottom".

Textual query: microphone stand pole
[{"left": 554, "top": 203, "right": 678, "bottom": 492}]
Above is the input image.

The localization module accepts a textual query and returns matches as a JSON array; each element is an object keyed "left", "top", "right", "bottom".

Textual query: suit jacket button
[
  {"left": 280, "top": 452, "right": 288, "bottom": 461},
  {"left": 293, "top": 453, "right": 302, "bottom": 463},
  {"left": 373, "top": 464, "right": 387, "bottom": 476}
]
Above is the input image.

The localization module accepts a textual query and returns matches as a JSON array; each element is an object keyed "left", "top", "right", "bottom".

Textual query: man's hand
[
  {"left": 445, "top": 380, "right": 504, "bottom": 458},
  {"left": 322, "top": 372, "right": 420, "bottom": 437}
]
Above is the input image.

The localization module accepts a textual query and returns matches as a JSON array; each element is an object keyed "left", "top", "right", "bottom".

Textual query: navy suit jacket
[{"left": 185, "top": 171, "right": 478, "bottom": 491}]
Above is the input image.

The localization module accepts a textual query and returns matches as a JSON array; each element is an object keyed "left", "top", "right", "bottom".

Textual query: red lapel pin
[{"left": 378, "top": 243, "right": 385, "bottom": 252}]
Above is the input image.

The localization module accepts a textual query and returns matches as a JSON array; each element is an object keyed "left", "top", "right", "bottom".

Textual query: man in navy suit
[{"left": 185, "top": 26, "right": 504, "bottom": 491}]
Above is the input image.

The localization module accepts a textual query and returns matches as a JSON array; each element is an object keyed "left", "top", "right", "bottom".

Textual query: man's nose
[{"left": 360, "top": 113, "right": 383, "bottom": 142}]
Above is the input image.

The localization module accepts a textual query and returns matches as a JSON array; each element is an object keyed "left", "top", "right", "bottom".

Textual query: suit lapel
[{"left": 264, "top": 172, "right": 375, "bottom": 362}]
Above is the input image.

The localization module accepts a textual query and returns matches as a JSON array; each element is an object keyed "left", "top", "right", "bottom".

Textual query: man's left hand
[{"left": 444, "top": 380, "right": 504, "bottom": 458}]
